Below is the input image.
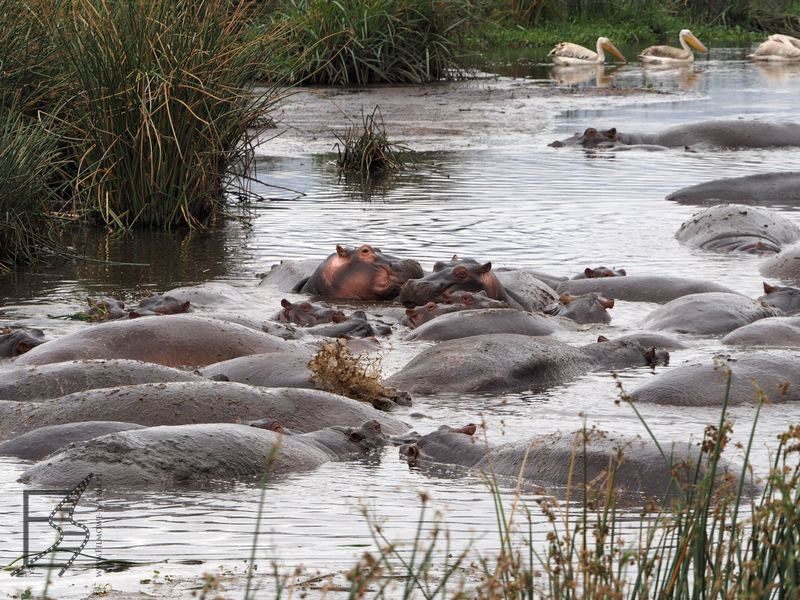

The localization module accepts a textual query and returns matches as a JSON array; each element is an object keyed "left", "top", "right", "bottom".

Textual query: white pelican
[
  {"left": 639, "top": 29, "right": 707, "bottom": 63},
  {"left": 548, "top": 37, "right": 627, "bottom": 65},
  {"left": 749, "top": 34, "right": 800, "bottom": 61}
]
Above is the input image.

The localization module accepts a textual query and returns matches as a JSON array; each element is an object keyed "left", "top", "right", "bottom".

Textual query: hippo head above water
[
  {"left": 759, "top": 282, "right": 800, "bottom": 315},
  {"left": 398, "top": 256, "right": 512, "bottom": 308},
  {"left": 557, "top": 293, "right": 614, "bottom": 324},
  {"left": 0, "top": 328, "right": 46, "bottom": 358},
  {"left": 578, "top": 266, "right": 627, "bottom": 279},
  {"left": 399, "top": 424, "right": 479, "bottom": 465},
  {"left": 275, "top": 299, "right": 347, "bottom": 326},
  {"left": 549, "top": 127, "right": 619, "bottom": 148},
  {"left": 301, "top": 244, "right": 423, "bottom": 301}
]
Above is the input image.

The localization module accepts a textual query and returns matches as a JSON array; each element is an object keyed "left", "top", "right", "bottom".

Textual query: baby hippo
[
  {"left": 0, "top": 328, "right": 46, "bottom": 358},
  {"left": 402, "top": 291, "right": 509, "bottom": 329},
  {"left": 572, "top": 266, "right": 627, "bottom": 279},
  {"left": 129, "top": 295, "right": 191, "bottom": 318},
  {"left": 551, "top": 293, "right": 614, "bottom": 324},
  {"left": 273, "top": 299, "right": 346, "bottom": 327}
]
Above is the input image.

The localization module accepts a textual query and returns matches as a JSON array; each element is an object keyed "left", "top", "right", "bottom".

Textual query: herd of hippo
[{"left": 1, "top": 118, "right": 799, "bottom": 503}]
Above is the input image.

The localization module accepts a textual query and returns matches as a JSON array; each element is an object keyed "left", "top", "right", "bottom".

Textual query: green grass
[{"left": 333, "top": 107, "right": 411, "bottom": 181}]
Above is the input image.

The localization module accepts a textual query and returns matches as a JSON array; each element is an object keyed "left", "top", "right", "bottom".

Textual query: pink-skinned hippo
[
  {"left": 404, "top": 308, "right": 557, "bottom": 342},
  {"left": 0, "top": 421, "right": 145, "bottom": 460},
  {"left": 19, "top": 420, "right": 397, "bottom": 488},
  {"left": 13, "top": 315, "right": 299, "bottom": 368},
  {"left": 629, "top": 353, "right": 800, "bottom": 405},
  {"left": 641, "top": 293, "right": 779, "bottom": 335},
  {"left": 273, "top": 299, "right": 346, "bottom": 326},
  {"left": 0, "top": 359, "right": 202, "bottom": 401},
  {"left": 549, "top": 293, "right": 614, "bottom": 324},
  {"left": 399, "top": 257, "right": 524, "bottom": 309},
  {"left": 399, "top": 425, "right": 750, "bottom": 500},
  {"left": 721, "top": 317, "right": 800, "bottom": 347},
  {"left": 0, "top": 328, "right": 45, "bottom": 358},
  {"left": 556, "top": 275, "right": 737, "bottom": 303},
  {"left": 675, "top": 204, "right": 800, "bottom": 254},
  {"left": 760, "top": 243, "right": 800, "bottom": 284},
  {"left": 386, "top": 334, "right": 668, "bottom": 395},
  {"left": 300, "top": 244, "right": 423, "bottom": 300},
  {"left": 0, "top": 382, "right": 409, "bottom": 441},
  {"left": 401, "top": 292, "right": 510, "bottom": 329}
]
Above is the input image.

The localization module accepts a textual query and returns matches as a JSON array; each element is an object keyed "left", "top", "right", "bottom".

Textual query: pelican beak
[
  {"left": 603, "top": 41, "right": 627, "bottom": 63},
  {"left": 687, "top": 33, "right": 708, "bottom": 53}
]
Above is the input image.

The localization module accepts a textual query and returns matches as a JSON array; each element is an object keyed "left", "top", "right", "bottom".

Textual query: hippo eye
[
  {"left": 300, "top": 303, "right": 312, "bottom": 312},
  {"left": 453, "top": 267, "right": 468, "bottom": 280}
]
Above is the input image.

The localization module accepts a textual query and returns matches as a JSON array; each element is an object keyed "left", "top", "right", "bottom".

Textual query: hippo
[
  {"left": 19, "top": 420, "right": 393, "bottom": 488},
  {"left": 305, "top": 310, "right": 390, "bottom": 338},
  {"left": 201, "top": 351, "right": 316, "bottom": 390},
  {"left": 596, "top": 333, "right": 688, "bottom": 350},
  {"left": 674, "top": 204, "right": 800, "bottom": 254},
  {"left": 549, "top": 120, "right": 800, "bottom": 150},
  {"left": 404, "top": 309, "right": 557, "bottom": 342},
  {"left": 550, "top": 293, "right": 614, "bottom": 324},
  {"left": 273, "top": 299, "right": 346, "bottom": 326},
  {"left": 257, "top": 258, "right": 321, "bottom": 293},
  {"left": 494, "top": 269, "right": 559, "bottom": 312},
  {"left": 760, "top": 243, "right": 800, "bottom": 284},
  {"left": 442, "top": 289, "right": 511, "bottom": 309},
  {"left": 0, "top": 359, "right": 202, "bottom": 401},
  {"left": 399, "top": 425, "right": 747, "bottom": 500},
  {"left": 556, "top": 275, "right": 737, "bottom": 304},
  {"left": 721, "top": 316, "right": 800, "bottom": 347},
  {"left": 0, "top": 328, "right": 45, "bottom": 358},
  {"left": 0, "top": 421, "right": 145, "bottom": 460},
  {"left": 629, "top": 353, "right": 800, "bottom": 405},
  {"left": 496, "top": 267, "right": 566, "bottom": 291},
  {"left": 299, "top": 244, "right": 423, "bottom": 300},
  {"left": 572, "top": 266, "right": 627, "bottom": 279},
  {"left": 398, "top": 257, "right": 523, "bottom": 309},
  {"left": 14, "top": 315, "right": 297, "bottom": 368},
  {"left": 758, "top": 282, "right": 800, "bottom": 314},
  {"left": 0, "top": 381, "right": 409, "bottom": 441},
  {"left": 667, "top": 172, "right": 800, "bottom": 206},
  {"left": 163, "top": 282, "right": 248, "bottom": 308},
  {"left": 202, "top": 312, "right": 304, "bottom": 340},
  {"left": 386, "top": 334, "right": 668, "bottom": 395},
  {"left": 84, "top": 296, "right": 127, "bottom": 321},
  {"left": 401, "top": 292, "right": 510, "bottom": 328},
  {"left": 129, "top": 294, "right": 191, "bottom": 318},
  {"left": 641, "top": 293, "right": 779, "bottom": 335}
]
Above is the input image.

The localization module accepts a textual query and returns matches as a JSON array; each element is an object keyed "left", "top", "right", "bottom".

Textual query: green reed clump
[
  {"left": 273, "top": 0, "right": 471, "bottom": 85},
  {"left": 334, "top": 107, "right": 411, "bottom": 180},
  {"left": 0, "top": 104, "right": 64, "bottom": 272},
  {"left": 47, "top": 0, "right": 283, "bottom": 229}
]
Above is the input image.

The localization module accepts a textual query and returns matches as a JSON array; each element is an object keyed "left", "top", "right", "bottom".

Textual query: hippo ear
[
  {"left": 599, "top": 297, "right": 615, "bottom": 309},
  {"left": 128, "top": 311, "right": 141, "bottom": 319},
  {"left": 336, "top": 245, "right": 350, "bottom": 259},
  {"left": 180, "top": 301, "right": 190, "bottom": 312},
  {"left": 605, "top": 127, "right": 618, "bottom": 139},
  {"left": 13, "top": 340, "right": 32, "bottom": 356},
  {"left": 763, "top": 282, "right": 777, "bottom": 294},
  {"left": 424, "top": 302, "right": 437, "bottom": 312},
  {"left": 348, "top": 430, "right": 366, "bottom": 443},
  {"left": 559, "top": 293, "right": 573, "bottom": 305},
  {"left": 405, "top": 308, "right": 416, "bottom": 316},
  {"left": 403, "top": 444, "right": 420, "bottom": 462},
  {"left": 617, "top": 268, "right": 626, "bottom": 276},
  {"left": 433, "top": 261, "right": 447, "bottom": 272},
  {"left": 451, "top": 254, "right": 459, "bottom": 262},
  {"left": 597, "top": 335, "right": 609, "bottom": 343},
  {"left": 584, "top": 267, "right": 596, "bottom": 278},
  {"left": 441, "top": 289, "right": 452, "bottom": 302},
  {"left": 454, "top": 424, "right": 477, "bottom": 436},
  {"left": 332, "top": 311, "right": 347, "bottom": 323},
  {"left": 280, "top": 299, "right": 292, "bottom": 309},
  {"left": 475, "top": 262, "right": 492, "bottom": 274},
  {"left": 644, "top": 347, "right": 656, "bottom": 367},
  {"left": 584, "top": 127, "right": 598, "bottom": 137}
]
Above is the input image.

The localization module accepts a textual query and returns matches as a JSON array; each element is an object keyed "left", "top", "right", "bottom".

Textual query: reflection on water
[
  {"left": 550, "top": 64, "right": 621, "bottom": 87},
  {"left": 3, "top": 51, "right": 800, "bottom": 597}
]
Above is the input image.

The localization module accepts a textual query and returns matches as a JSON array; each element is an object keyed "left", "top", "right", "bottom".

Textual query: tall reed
[{"left": 47, "top": 0, "right": 284, "bottom": 229}]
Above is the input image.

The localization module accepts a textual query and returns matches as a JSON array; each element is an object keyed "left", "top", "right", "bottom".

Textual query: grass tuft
[{"left": 334, "top": 106, "right": 411, "bottom": 181}]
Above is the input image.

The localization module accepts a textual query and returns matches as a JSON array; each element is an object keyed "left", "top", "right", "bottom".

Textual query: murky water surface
[{"left": 3, "top": 47, "right": 800, "bottom": 597}]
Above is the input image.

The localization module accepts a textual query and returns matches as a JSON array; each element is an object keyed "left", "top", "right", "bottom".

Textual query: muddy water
[{"left": 3, "top": 49, "right": 800, "bottom": 597}]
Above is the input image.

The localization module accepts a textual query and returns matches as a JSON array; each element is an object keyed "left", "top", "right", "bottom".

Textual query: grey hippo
[
  {"left": 0, "top": 359, "right": 202, "bottom": 401},
  {"left": 549, "top": 120, "right": 800, "bottom": 150},
  {"left": 572, "top": 266, "right": 627, "bottom": 279},
  {"left": 674, "top": 204, "right": 800, "bottom": 254},
  {"left": 0, "top": 381, "right": 409, "bottom": 441},
  {"left": 201, "top": 351, "right": 316, "bottom": 390},
  {"left": 667, "top": 172, "right": 800, "bottom": 207},
  {"left": 273, "top": 299, "right": 346, "bottom": 326},
  {"left": 404, "top": 308, "right": 557, "bottom": 342},
  {"left": 299, "top": 244, "right": 423, "bottom": 300},
  {"left": 19, "top": 420, "right": 398, "bottom": 488},
  {"left": 549, "top": 293, "right": 615, "bottom": 324},
  {"left": 401, "top": 292, "right": 511, "bottom": 329},
  {"left": 386, "top": 334, "right": 668, "bottom": 395},
  {"left": 722, "top": 317, "right": 800, "bottom": 347},
  {"left": 556, "top": 275, "right": 737, "bottom": 303},
  {"left": 399, "top": 425, "right": 748, "bottom": 500},
  {"left": 760, "top": 243, "right": 800, "bottom": 284},
  {"left": 758, "top": 282, "right": 800, "bottom": 314},
  {"left": 0, "top": 421, "right": 145, "bottom": 460},
  {"left": 629, "top": 353, "right": 800, "bottom": 406},
  {"left": 641, "top": 293, "right": 778, "bottom": 335},
  {"left": 84, "top": 296, "right": 127, "bottom": 321},
  {"left": 129, "top": 294, "right": 191, "bottom": 318},
  {"left": 14, "top": 315, "right": 298, "bottom": 368},
  {"left": 0, "top": 327, "right": 45, "bottom": 358}
]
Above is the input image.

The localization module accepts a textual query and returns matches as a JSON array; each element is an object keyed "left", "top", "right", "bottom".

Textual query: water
[{"left": 2, "top": 47, "right": 800, "bottom": 597}]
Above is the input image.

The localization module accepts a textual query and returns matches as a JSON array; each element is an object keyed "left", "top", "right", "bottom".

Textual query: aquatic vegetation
[
  {"left": 47, "top": 0, "right": 284, "bottom": 229},
  {"left": 272, "top": 0, "right": 471, "bottom": 85},
  {"left": 334, "top": 107, "right": 411, "bottom": 180},
  {"left": 0, "top": 104, "right": 64, "bottom": 272}
]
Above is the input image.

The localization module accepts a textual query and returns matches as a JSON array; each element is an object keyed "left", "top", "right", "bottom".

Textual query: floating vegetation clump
[
  {"left": 307, "top": 339, "right": 405, "bottom": 409},
  {"left": 334, "top": 107, "right": 412, "bottom": 181}
]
